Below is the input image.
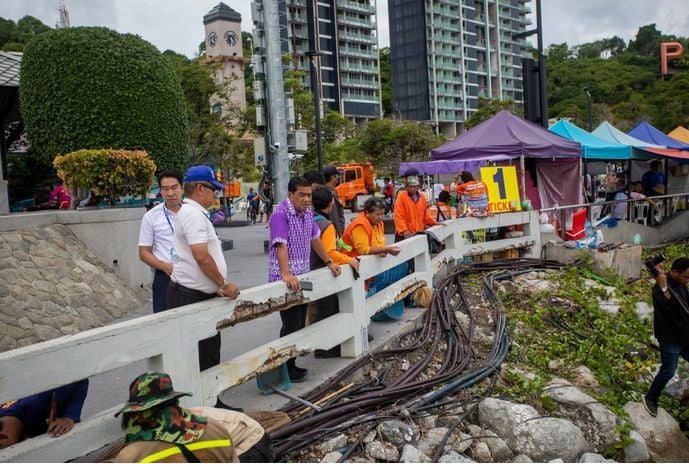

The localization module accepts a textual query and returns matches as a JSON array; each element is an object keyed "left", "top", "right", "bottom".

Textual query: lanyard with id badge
[{"left": 163, "top": 204, "right": 178, "bottom": 261}]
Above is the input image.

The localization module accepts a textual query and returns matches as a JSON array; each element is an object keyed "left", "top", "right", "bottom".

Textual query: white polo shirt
[
  {"left": 138, "top": 203, "right": 178, "bottom": 264},
  {"left": 170, "top": 199, "right": 227, "bottom": 294}
]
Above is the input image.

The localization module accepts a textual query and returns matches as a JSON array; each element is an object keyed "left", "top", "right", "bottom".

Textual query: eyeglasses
[{"left": 199, "top": 182, "right": 222, "bottom": 198}]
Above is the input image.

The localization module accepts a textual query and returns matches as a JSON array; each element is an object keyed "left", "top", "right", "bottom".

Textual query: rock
[
  {"left": 634, "top": 301, "right": 653, "bottom": 320},
  {"left": 377, "top": 419, "right": 419, "bottom": 446},
  {"left": 480, "top": 429, "right": 513, "bottom": 461},
  {"left": 466, "top": 424, "right": 483, "bottom": 437},
  {"left": 363, "top": 429, "right": 377, "bottom": 444},
  {"left": 321, "top": 451, "right": 342, "bottom": 462},
  {"left": 319, "top": 434, "right": 347, "bottom": 453},
  {"left": 451, "top": 431, "right": 473, "bottom": 454},
  {"left": 416, "top": 427, "right": 448, "bottom": 456},
  {"left": 33, "top": 324, "right": 62, "bottom": 340},
  {"left": 436, "top": 414, "right": 463, "bottom": 428},
  {"left": 17, "top": 317, "right": 33, "bottom": 330},
  {"left": 399, "top": 444, "right": 431, "bottom": 463},
  {"left": 365, "top": 441, "right": 399, "bottom": 462},
  {"left": 548, "top": 359, "right": 565, "bottom": 370},
  {"left": 549, "top": 460, "right": 564, "bottom": 463},
  {"left": 32, "top": 280, "right": 57, "bottom": 294},
  {"left": 543, "top": 378, "right": 619, "bottom": 451},
  {"left": 511, "top": 455, "right": 533, "bottom": 462},
  {"left": 577, "top": 452, "right": 615, "bottom": 463},
  {"left": 478, "top": 398, "right": 588, "bottom": 462},
  {"left": 597, "top": 297, "right": 620, "bottom": 315},
  {"left": 416, "top": 414, "right": 436, "bottom": 429},
  {"left": 572, "top": 365, "right": 600, "bottom": 388},
  {"left": 439, "top": 451, "right": 475, "bottom": 463},
  {"left": 624, "top": 401, "right": 689, "bottom": 462},
  {"left": 623, "top": 430, "right": 650, "bottom": 463},
  {"left": 469, "top": 441, "right": 492, "bottom": 462}
]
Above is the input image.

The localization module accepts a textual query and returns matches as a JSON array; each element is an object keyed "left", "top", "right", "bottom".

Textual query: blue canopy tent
[
  {"left": 549, "top": 119, "right": 634, "bottom": 159},
  {"left": 629, "top": 121, "right": 689, "bottom": 151}
]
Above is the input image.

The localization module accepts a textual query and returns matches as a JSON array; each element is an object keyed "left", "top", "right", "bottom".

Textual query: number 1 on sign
[{"left": 492, "top": 169, "right": 506, "bottom": 199}]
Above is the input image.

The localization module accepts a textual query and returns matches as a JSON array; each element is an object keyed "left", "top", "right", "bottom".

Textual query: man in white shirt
[
  {"left": 167, "top": 165, "right": 240, "bottom": 371},
  {"left": 138, "top": 170, "right": 184, "bottom": 313}
]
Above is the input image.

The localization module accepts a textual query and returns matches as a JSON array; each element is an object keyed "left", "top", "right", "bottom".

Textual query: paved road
[{"left": 82, "top": 211, "right": 408, "bottom": 417}]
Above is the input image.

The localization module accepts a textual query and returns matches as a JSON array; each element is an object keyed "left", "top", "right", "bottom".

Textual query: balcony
[
  {"left": 337, "top": 14, "right": 374, "bottom": 28},
  {"left": 339, "top": 29, "right": 374, "bottom": 44},
  {"left": 338, "top": 0, "right": 376, "bottom": 15}
]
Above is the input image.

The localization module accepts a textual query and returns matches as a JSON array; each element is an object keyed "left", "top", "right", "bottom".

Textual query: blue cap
[{"left": 183, "top": 165, "right": 224, "bottom": 190}]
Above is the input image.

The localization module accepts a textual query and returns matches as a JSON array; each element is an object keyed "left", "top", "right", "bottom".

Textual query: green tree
[
  {"left": 628, "top": 24, "right": 662, "bottom": 57},
  {"left": 464, "top": 98, "right": 520, "bottom": 129},
  {"left": 20, "top": 27, "right": 188, "bottom": 171},
  {"left": 0, "top": 15, "right": 51, "bottom": 52},
  {"left": 546, "top": 43, "right": 572, "bottom": 63},
  {"left": 360, "top": 119, "right": 441, "bottom": 173}
]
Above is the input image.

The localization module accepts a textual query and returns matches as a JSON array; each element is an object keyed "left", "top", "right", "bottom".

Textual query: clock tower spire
[{"left": 203, "top": 2, "right": 246, "bottom": 116}]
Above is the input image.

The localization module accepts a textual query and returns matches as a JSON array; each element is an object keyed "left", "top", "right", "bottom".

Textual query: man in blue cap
[{"left": 167, "top": 165, "right": 240, "bottom": 371}]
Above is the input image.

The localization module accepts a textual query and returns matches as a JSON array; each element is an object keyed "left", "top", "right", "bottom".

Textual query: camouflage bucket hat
[{"left": 115, "top": 372, "right": 191, "bottom": 416}]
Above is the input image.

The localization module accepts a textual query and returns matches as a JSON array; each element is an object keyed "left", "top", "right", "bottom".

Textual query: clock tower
[{"left": 203, "top": 2, "right": 246, "bottom": 116}]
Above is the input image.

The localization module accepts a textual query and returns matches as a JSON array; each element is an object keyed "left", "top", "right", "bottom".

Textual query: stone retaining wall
[{"left": 0, "top": 224, "right": 148, "bottom": 352}]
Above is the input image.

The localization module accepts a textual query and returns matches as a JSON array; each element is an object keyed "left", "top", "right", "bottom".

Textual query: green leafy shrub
[
  {"left": 53, "top": 149, "right": 156, "bottom": 205},
  {"left": 20, "top": 27, "right": 188, "bottom": 171}
]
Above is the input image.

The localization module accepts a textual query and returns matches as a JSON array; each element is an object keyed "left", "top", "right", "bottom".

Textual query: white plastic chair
[{"left": 634, "top": 203, "right": 648, "bottom": 225}]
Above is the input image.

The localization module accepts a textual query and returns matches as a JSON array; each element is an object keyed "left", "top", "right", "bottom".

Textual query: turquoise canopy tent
[
  {"left": 549, "top": 119, "right": 633, "bottom": 159},
  {"left": 593, "top": 121, "right": 689, "bottom": 160}
]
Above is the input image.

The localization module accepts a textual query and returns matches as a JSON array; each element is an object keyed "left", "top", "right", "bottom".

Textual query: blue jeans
[{"left": 646, "top": 339, "right": 689, "bottom": 402}]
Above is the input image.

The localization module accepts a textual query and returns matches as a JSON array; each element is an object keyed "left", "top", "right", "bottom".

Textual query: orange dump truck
[{"left": 336, "top": 162, "right": 376, "bottom": 212}]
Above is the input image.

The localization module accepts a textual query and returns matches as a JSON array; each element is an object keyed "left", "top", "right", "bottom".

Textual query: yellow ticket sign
[{"left": 480, "top": 166, "right": 521, "bottom": 213}]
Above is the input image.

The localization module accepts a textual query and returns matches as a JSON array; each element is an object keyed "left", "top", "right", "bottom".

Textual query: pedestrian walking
[
  {"left": 642, "top": 257, "right": 689, "bottom": 417},
  {"left": 138, "top": 170, "right": 184, "bottom": 313},
  {"left": 268, "top": 177, "right": 341, "bottom": 381},
  {"left": 167, "top": 165, "right": 240, "bottom": 371}
]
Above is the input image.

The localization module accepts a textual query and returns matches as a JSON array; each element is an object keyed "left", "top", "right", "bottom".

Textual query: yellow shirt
[{"left": 350, "top": 223, "right": 386, "bottom": 256}]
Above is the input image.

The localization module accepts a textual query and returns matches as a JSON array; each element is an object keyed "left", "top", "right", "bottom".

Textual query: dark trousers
[
  {"left": 166, "top": 282, "right": 221, "bottom": 371},
  {"left": 240, "top": 433, "right": 275, "bottom": 462},
  {"left": 152, "top": 270, "right": 170, "bottom": 313},
  {"left": 647, "top": 339, "right": 689, "bottom": 402},
  {"left": 315, "top": 294, "right": 339, "bottom": 323},
  {"left": 280, "top": 303, "right": 307, "bottom": 368}
]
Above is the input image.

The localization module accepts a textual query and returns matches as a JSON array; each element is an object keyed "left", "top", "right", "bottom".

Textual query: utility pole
[
  {"left": 584, "top": 87, "right": 593, "bottom": 131},
  {"left": 535, "top": 0, "right": 548, "bottom": 128},
  {"left": 263, "top": 0, "right": 289, "bottom": 202}
]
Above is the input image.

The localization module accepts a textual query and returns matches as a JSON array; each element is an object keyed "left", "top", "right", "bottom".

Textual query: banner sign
[{"left": 480, "top": 166, "right": 521, "bottom": 213}]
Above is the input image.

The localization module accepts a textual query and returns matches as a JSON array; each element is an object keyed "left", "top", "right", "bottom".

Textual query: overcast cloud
[{"left": 2, "top": 0, "right": 688, "bottom": 57}]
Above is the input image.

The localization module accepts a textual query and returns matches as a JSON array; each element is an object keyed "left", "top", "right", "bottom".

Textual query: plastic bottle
[{"left": 632, "top": 233, "right": 642, "bottom": 245}]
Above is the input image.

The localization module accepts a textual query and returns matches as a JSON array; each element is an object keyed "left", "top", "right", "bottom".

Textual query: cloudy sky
[{"left": 3, "top": 0, "right": 688, "bottom": 58}]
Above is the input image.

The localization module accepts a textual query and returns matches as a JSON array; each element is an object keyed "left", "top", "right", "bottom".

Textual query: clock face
[
  {"left": 208, "top": 31, "right": 217, "bottom": 48},
  {"left": 224, "top": 30, "right": 238, "bottom": 47}
]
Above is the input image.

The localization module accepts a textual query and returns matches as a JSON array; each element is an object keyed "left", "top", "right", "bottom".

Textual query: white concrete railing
[{"left": 0, "top": 211, "right": 539, "bottom": 462}]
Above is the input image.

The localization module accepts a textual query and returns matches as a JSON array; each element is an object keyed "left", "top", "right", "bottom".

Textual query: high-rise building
[
  {"left": 254, "top": 0, "right": 382, "bottom": 127},
  {"left": 389, "top": 0, "right": 532, "bottom": 137}
]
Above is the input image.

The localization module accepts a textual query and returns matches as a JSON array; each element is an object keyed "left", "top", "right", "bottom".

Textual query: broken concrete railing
[{"left": 0, "top": 211, "right": 539, "bottom": 462}]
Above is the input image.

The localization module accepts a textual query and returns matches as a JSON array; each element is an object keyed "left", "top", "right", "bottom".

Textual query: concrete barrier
[
  {"left": 0, "top": 208, "right": 149, "bottom": 288},
  {"left": 0, "top": 211, "right": 539, "bottom": 462}
]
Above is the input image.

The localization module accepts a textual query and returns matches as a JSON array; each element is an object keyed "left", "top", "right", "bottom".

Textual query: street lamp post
[
  {"left": 306, "top": 50, "right": 324, "bottom": 171},
  {"left": 583, "top": 87, "right": 593, "bottom": 131}
]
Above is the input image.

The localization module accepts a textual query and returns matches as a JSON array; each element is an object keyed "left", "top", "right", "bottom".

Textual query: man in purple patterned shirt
[{"left": 268, "top": 177, "right": 341, "bottom": 382}]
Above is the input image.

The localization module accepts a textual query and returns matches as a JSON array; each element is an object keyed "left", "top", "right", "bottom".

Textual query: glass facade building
[
  {"left": 389, "top": 0, "right": 532, "bottom": 137},
  {"left": 260, "top": 0, "right": 382, "bottom": 125}
]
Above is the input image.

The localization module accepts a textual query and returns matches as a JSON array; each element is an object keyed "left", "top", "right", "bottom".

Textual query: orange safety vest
[{"left": 341, "top": 212, "right": 382, "bottom": 258}]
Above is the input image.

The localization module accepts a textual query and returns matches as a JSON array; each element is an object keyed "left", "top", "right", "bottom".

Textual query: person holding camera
[{"left": 643, "top": 257, "right": 689, "bottom": 417}]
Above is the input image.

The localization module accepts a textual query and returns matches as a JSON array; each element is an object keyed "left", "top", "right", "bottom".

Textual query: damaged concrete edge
[{"left": 216, "top": 292, "right": 310, "bottom": 331}]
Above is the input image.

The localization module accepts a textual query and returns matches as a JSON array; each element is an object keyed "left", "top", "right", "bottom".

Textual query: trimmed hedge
[
  {"left": 54, "top": 149, "right": 156, "bottom": 203},
  {"left": 20, "top": 27, "right": 188, "bottom": 171}
]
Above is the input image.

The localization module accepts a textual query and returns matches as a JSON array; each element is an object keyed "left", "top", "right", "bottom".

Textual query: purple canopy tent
[
  {"left": 398, "top": 157, "right": 509, "bottom": 176},
  {"left": 427, "top": 111, "right": 582, "bottom": 209}
]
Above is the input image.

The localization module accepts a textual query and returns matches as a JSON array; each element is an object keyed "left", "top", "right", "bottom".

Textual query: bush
[
  {"left": 53, "top": 149, "right": 156, "bottom": 205},
  {"left": 20, "top": 27, "right": 188, "bottom": 171}
]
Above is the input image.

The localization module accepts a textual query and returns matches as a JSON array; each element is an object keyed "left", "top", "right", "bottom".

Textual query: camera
[
  {"left": 644, "top": 253, "right": 665, "bottom": 277},
  {"left": 271, "top": 142, "right": 281, "bottom": 151}
]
